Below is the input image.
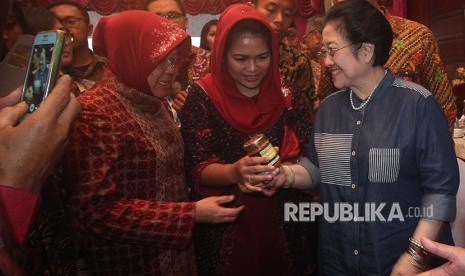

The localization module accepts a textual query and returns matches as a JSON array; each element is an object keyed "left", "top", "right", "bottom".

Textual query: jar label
[
  {"left": 260, "top": 143, "right": 277, "bottom": 160},
  {"left": 269, "top": 154, "right": 280, "bottom": 166}
]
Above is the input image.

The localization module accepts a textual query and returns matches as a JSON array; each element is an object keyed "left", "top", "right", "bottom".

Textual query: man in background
[
  {"left": 145, "top": 0, "right": 211, "bottom": 125},
  {"left": 250, "top": 2, "right": 319, "bottom": 275},
  {"left": 252, "top": 0, "right": 317, "bottom": 115},
  {"left": 301, "top": 12, "right": 334, "bottom": 109},
  {"left": 49, "top": 1, "right": 106, "bottom": 93}
]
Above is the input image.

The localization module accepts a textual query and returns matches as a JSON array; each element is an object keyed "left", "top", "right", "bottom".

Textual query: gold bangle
[{"left": 283, "top": 165, "right": 295, "bottom": 188}]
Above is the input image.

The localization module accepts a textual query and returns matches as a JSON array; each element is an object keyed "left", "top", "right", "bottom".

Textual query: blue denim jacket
[{"left": 308, "top": 70, "right": 459, "bottom": 275}]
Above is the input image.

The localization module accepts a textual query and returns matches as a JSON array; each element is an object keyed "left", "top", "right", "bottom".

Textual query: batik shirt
[
  {"left": 386, "top": 15, "right": 456, "bottom": 128},
  {"left": 63, "top": 51, "right": 107, "bottom": 94},
  {"left": 309, "top": 70, "right": 458, "bottom": 275},
  {"left": 65, "top": 70, "right": 197, "bottom": 275},
  {"left": 279, "top": 43, "right": 315, "bottom": 117},
  {"left": 310, "top": 59, "right": 335, "bottom": 109}
]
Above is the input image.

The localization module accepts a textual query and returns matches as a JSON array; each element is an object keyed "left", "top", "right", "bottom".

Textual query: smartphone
[{"left": 21, "top": 30, "right": 65, "bottom": 113}]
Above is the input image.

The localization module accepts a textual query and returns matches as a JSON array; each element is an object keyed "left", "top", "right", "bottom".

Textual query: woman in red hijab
[
  {"left": 180, "top": 4, "right": 313, "bottom": 275},
  {"left": 64, "top": 10, "right": 244, "bottom": 275}
]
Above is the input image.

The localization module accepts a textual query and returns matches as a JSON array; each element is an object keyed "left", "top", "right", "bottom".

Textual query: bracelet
[
  {"left": 409, "top": 237, "right": 426, "bottom": 251},
  {"left": 408, "top": 258, "right": 424, "bottom": 271},
  {"left": 282, "top": 165, "right": 295, "bottom": 188},
  {"left": 406, "top": 237, "right": 435, "bottom": 271}
]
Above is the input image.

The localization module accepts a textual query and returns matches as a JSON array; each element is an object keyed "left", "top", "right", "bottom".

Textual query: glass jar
[{"left": 243, "top": 134, "right": 281, "bottom": 167}]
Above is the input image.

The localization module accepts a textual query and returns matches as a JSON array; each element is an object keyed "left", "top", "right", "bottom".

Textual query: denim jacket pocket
[{"left": 368, "top": 148, "right": 400, "bottom": 183}]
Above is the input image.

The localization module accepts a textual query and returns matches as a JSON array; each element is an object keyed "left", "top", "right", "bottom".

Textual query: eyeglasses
[
  {"left": 160, "top": 56, "right": 183, "bottom": 68},
  {"left": 64, "top": 32, "right": 74, "bottom": 45},
  {"left": 157, "top": 12, "right": 185, "bottom": 22},
  {"left": 57, "top": 16, "right": 84, "bottom": 27},
  {"left": 317, "top": 43, "right": 354, "bottom": 59}
]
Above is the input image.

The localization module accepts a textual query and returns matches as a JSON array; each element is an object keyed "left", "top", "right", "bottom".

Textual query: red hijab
[
  {"left": 198, "top": 4, "right": 285, "bottom": 134},
  {"left": 92, "top": 10, "right": 191, "bottom": 95}
]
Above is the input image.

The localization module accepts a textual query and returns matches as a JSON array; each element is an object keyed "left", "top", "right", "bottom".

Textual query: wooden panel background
[
  {"left": 408, "top": 0, "right": 465, "bottom": 115},
  {"left": 408, "top": 0, "right": 465, "bottom": 77}
]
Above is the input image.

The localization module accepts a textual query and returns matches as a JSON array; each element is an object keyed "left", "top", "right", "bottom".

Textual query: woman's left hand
[
  {"left": 237, "top": 181, "right": 265, "bottom": 193},
  {"left": 390, "top": 252, "right": 423, "bottom": 276},
  {"left": 261, "top": 167, "right": 286, "bottom": 197},
  {"left": 232, "top": 155, "right": 276, "bottom": 193},
  {"left": 239, "top": 167, "right": 281, "bottom": 196}
]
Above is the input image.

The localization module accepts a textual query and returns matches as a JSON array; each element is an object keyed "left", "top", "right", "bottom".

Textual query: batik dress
[
  {"left": 180, "top": 81, "right": 312, "bottom": 276},
  {"left": 66, "top": 69, "right": 197, "bottom": 275}
]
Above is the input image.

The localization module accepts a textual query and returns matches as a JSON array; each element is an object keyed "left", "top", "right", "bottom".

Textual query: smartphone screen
[{"left": 21, "top": 31, "right": 64, "bottom": 113}]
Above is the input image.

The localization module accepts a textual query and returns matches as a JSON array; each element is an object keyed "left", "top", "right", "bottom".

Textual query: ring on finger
[{"left": 248, "top": 176, "right": 254, "bottom": 183}]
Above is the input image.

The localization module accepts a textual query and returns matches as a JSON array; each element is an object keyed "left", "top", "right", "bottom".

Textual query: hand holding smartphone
[{"left": 21, "top": 30, "right": 65, "bottom": 114}]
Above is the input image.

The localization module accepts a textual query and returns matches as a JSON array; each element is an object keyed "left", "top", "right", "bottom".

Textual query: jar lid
[{"left": 243, "top": 134, "right": 265, "bottom": 150}]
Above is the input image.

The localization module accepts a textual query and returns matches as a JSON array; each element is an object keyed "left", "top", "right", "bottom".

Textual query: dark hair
[
  {"left": 324, "top": 0, "right": 393, "bottom": 66},
  {"left": 199, "top": 19, "right": 218, "bottom": 51},
  {"left": 22, "top": 7, "right": 56, "bottom": 35},
  {"left": 224, "top": 19, "right": 271, "bottom": 55},
  {"left": 48, "top": 0, "right": 90, "bottom": 23},
  {"left": 8, "top": 1, "right": 28, "bottom": 33},
  {"left": 143, "top": 0, "right": 186, "bottom": 15}
]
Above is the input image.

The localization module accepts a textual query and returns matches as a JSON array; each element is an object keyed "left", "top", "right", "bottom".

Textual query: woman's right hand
[
  {"left": 261, "top": 165, "right": 287, "bottom": 197},
  {"left": 194, "top": 195, "right": 245, "bottom": 224},
  {"left": 232, "top": 155, "right": 276, "bottom": 193}
]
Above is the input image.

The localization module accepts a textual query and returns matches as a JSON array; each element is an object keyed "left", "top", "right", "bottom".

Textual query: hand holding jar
[{"left": 238, "top": 134, "right": 281, "bottom": 193}]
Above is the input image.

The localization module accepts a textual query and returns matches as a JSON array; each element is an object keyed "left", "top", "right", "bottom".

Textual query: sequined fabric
[
  {"left": 188, "top": 46, "right": 211, "bottom": 86},
  {"left": 180, "top": 82, "right": 313, "bottom": 275},
  {"left": 63, "top": 11, "right": 197, "bottom": 275},
  {"left": 66, "top": 69, "right": 197, "bottom": 275},
  {"left": 92, "top": 11, "right": 191, "bottom": 96}
]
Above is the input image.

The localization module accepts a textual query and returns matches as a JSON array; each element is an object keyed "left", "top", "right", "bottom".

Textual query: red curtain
[
  {"left": 17, "top": 0, "right": 55, "bottom": 8},
  {"left": 183, "top": 0, "right": 248, "bottom": 15},
  {"left": 17, "top": 0, "right": 404, "bottom": 19},
  {"left": 17, "top": 0, "right": 249, "bottom": 15},
  {"left": 388, "top": 0, "right": 407, "bottom": 18}
]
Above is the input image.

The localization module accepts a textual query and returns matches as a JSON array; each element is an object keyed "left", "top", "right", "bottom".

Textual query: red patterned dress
[
  {"left": 66, "top": 69, "right": 197, "bottom": 275},
  {"left": 180, "top": 81, "right": 313, "bottom": 275},
  {"left": 179, "top": 6, "right": 313, "bottom": 274}
]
